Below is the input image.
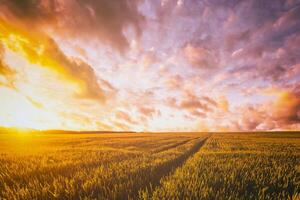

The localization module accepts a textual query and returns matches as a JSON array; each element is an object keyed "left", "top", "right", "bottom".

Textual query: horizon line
[{"left": 0, "top": 126, "right": 299, "bottom": 134}]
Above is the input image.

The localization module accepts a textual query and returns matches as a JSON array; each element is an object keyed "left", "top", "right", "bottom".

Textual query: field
[
  {"left": 142, "top": 133, "right": 300, "bottom": 200},
  {"left": 0, "top": 131, "right": 299, "bottom": 199}
]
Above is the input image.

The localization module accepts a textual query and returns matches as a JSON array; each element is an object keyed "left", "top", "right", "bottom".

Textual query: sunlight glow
[{"left": 0, "top": 87, "right": 60, "bottom": 130}]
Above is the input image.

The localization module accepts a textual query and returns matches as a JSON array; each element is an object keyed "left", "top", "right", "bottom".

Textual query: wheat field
[
  {"left": 141, "top": 132, "right": 300, "bottom": 200},
  {"left": 0, "top": 131, "right": 299, "bottom": 199}
]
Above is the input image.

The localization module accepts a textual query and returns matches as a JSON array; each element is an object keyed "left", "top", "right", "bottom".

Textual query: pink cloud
[
  {"left": 139, "top": 106, "right": 158, "bottom": 118},
  {"left": 116, "top": 111, "right": 135, "bottom": 125},
  {"left": 184, "top": 44, "right": 218, "bottom": 68}
]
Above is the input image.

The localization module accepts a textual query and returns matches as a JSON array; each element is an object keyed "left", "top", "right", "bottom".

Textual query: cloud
[
  {"left": 223, "top": 4, "right": 300, "bottom": 82},
  {"left": 184, "top": 44, "right": 218, "bottom": 68},
  {"left": 96, "top": 121, "right": 113, "bottom": 131},
  {"left": 236, "top": 106, "right": 265, "bottom": 131},
  {"left": 234, "top": 89, "right": 300, "bottom": 130},
  {"left": 179, "top": 100, "right": 210, "bottom": 111},
  {"left": 164, "top": 92, "right": 219, "bottom": 121},
  {"left": 164, "top": 74, "right": 183, "bottom": 89},
  {"left": 1, "top": 0, "right": 300, "bottom": 131},
  {"left": 218, "top": 96, "right": 229, "bottom": 112},
  {"left": 116, "top": 111, "right": 135, "bottom": 124},
  {"left": 1, "top": 0, "right": 55, "bottom": 20},
  {"left": 139, "top": 106, "right": 158, "bottom": 118},
  {"left": 201, "top": 96, "right": 218, "bottom": 107},
  {"left": 113, "top": 121, "right": 130, "bottom": 131},
  {"left": 0, "top": 45, "right": 15, "bottom": 87},
  {"left": 0, "top": 20, "right": 105, "bottom": 101},
  {"left": 65, "top": 58, "right": 105, "bottom": 100},
  {"left": 141, "top": 50, "right": 158, "bottom": 68},
  {"left": 166, "top": 97, "right": 177, "bottom": 108},
  {"left": 190, "top": 110, "right": 206, "bottom": 118},
  {"left": 1, "top": 0, "right": 145, "bottom": 52},
  {"left": 0, "top": 45, "right": 7, "bottom": 75},
  {"left": 271, "top": 90, "right": 300, "bottom": 124}
]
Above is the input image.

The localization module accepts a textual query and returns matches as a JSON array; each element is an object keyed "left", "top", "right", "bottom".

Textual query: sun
[{"left": 0, "top": 87, "right": 60, "bottom": 130}]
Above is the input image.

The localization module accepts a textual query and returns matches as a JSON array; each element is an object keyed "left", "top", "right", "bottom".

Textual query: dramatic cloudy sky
[{"left": 0, "top": 0, "right": 300, "bottom": 131}]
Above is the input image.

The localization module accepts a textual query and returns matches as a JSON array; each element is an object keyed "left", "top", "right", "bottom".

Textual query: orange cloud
[
  {"left": 0, "top": 20, "right": 105, "bottom": 101},
  {"left": 164, "top": 74, "right": 183, "bottom": 89},
  {"left": 0, "top": 44, "right": 16, "bottom": 88},
  {"left": 1, "top": 0, "right": 144, "bottom": 52},
  {"left": 139, "top": 106, "right": 158, "bottom": 118},
  {"left": 218, "top": 96, "right": 229, "bottom": 112},
  {"left": 272, "top": 91, "right": 300, "bottom": 123},
  {"left": 234, "top": 89, "right": 300, "bottom": 130},
  {"left": 113, "top": 121, "right": 130, "bottom": 131},
  {"left": 116, "top": 111, "right": 135, "bottom": 125},
  {"left": 184, "top": 44, "right": 218, "bottom": 68},
  {"left": 191, "top": 110, "right": 206, "bottom": 118},
  {"left": 180, "top": 100, "right": 210, "bottom": 111}
]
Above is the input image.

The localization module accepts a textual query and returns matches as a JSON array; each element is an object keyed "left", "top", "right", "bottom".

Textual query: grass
[
  {"left": 142, "top": 132, "right": 300, "bottom": 200},
  {"left": 0, "top": 131, "right": 209, "bottom": 199},
  {"left": 0, "top": 131, "right": 299, "bottom": 199}
]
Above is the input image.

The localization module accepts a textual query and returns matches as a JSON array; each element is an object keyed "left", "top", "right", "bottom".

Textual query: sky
[{"left": 0, "top": 0, "right": 299, "bottom": 131}]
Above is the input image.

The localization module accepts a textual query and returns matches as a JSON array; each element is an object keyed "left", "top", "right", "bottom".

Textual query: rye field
[{"left": 0, "top": 131, "right": 299, "bottom": 200}]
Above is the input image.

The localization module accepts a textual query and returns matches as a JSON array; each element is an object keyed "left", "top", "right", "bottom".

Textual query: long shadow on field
[{"left": 128, "top": 136, "right": 210, "bottom": 199}]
